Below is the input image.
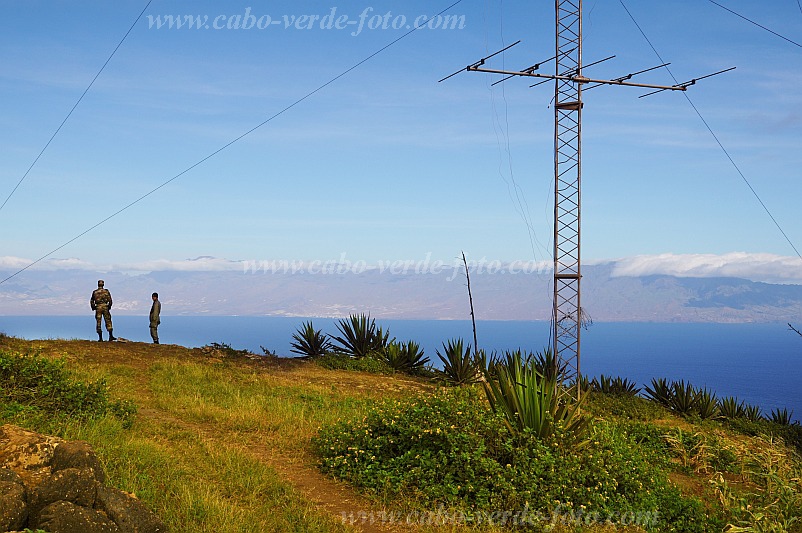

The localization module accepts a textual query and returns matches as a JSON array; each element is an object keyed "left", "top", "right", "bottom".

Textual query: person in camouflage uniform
[
  {"left": 149, "top": 292, "right": 161, "bottom": 344},
  {"left": 90, "top": 280, "right": 115, "bottom": 341}
]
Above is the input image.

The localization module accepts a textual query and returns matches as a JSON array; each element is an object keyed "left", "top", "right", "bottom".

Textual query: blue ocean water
[{"left": 1, "top": 316, "right": 800, "bottom": 421}]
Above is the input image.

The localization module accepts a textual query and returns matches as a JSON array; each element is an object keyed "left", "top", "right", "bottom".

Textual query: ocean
[{"left": 1, "top": 316, "right": 800, "bottom": 422}]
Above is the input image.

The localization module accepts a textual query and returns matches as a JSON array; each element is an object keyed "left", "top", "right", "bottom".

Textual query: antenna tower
[{"left": 440, "top": 1, "right": 733, "bottom": 400}]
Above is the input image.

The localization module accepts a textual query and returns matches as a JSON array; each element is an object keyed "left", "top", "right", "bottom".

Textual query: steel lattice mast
[{"left": 553, "top": 0, "right": 583, "bottom": 397}]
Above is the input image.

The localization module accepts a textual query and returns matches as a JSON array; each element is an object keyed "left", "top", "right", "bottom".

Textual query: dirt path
[
  {"left": 137, "top": 405, "right": 406, "bottom": 533},
  {"left": 3, "top": 337, "right": 431, "bottom": 532}
]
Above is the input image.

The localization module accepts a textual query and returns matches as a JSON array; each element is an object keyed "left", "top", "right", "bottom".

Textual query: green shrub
[
  {"left": 586, "top": 392, "right": 669, "bottom": 421},
  {"left": 726, "top": 416, "right": 802, "bottom": 454},
  {"left": 622, "top": 422, "right": 670, "bottom": 456},
  {"left": 314, "top": 387, "right": 717, "bottom": 531},
  {"left": 315, "top": 353, "right": 392, "bottom": 374},
  {"left": 205, "top": 341, "right": 252, "bottom": 358},
  {"left": 0, "top": 350, "right": 136, "bottom": 427}
]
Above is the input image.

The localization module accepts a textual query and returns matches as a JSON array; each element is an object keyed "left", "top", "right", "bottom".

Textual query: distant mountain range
[{"left": 2, "top": 261, "right": 801, "bottom": 323}]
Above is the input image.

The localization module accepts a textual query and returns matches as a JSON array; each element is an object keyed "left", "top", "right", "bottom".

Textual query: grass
[
  {"left": 0, "top": 336, "right": 428, "bottom": 532},
  {"left": 2, "top": 335, "right": 800, "bottom": 532}
]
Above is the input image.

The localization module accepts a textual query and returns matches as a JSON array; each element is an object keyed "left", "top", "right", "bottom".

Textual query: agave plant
[
  {"left": 475, "top": 349, "right": 495, "bottom": 379},
  {"left": 289, "top": 321, "right": 332, "bottom": 358},
  {"left": 532, "top": 347, "right": 565, "bottom": 382},
  {"left": 483, "top": 352, "right": 590, "bottom": 446},
  {"left": 496, "top": 350, "right": 532, "bottom": 375},
  {"left": 695, "top": 388, "right": 720, "bottom": 420},
  {"left": 718, "top": 396, "right": 746, "bottom": 419},
  {"left": 575, "top": 375, "right": 593, "bottom": 396},
  {"left": 332, "top": 314, "right": 392, "bottom": 358},
  {"left": 379, "top": 340, "right": 430, "bottom": 374},
  {"left": 743, "top": 403, "right": 764, "bottom": 422},
  {"left": 593, "top": 375, "right": 641, "bottom": 396},
  {"left": 668, "top": 380, "right": 699, "bottom": 416},
  {"left": 644, "top": 377, "right": 673, "bottom": 407},
  {"left": 435, "top": 338, "right": 482, "bottom": 386},
  {"left": 769, "top": 407, "right": 795, "bottom": 426}
]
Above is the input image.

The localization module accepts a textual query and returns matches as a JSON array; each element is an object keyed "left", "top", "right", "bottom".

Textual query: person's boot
[
  {"left": 108, "top": 330, "right": 116, "bottom": 341},
  {"left": 97, "top": 331, "right": 103, "bottom": 342}
]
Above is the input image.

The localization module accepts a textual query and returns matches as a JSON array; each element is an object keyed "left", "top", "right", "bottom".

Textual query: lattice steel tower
[{"left": 552, "top": 0, "right": 583, "bottom": 394}]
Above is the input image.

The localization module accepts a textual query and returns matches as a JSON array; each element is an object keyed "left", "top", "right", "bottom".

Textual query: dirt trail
[
  {"left": 3, "top": 338, "right": 420, "bottom": 532},
  {"left": 138, "top": 405, "right": 404, "bottom": 533}
]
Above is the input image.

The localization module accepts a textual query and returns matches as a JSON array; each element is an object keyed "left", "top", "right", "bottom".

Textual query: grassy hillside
[{"left": 0, "top": 334, "right": 800, "bottom": 532}]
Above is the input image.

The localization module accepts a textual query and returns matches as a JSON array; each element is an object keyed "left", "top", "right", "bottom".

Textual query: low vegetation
[
  {"left": 1, "top": 317, "right": 800, "bottom": 533},
  {"left": 0, "top": 349, "right": 135, "bottom": 426}
]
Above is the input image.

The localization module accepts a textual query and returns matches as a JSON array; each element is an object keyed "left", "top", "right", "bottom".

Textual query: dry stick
[{"left": 462, "top": 251, "right": 479, "bottom": 358}]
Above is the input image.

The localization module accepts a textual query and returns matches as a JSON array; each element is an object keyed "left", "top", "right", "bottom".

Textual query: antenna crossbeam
[
  {"left": 584, "top": 63, "right": 670, "bottom": 92},
  {"left": 467, "top": 66, "right": 688, "bottom": 91},
  {"left": 491, "top": 52, "right": 560, "bottom": 87}
]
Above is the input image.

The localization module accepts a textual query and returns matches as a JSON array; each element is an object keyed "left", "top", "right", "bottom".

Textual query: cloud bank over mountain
[
  {"left": 1, "top": 253, "right": 801, "bottom": 322},
  {"left": 608, "top": 253, "right": 802, "bottom": 284},
  {"left": 3, "top": 252, "right": 801, "bottom": 283}
]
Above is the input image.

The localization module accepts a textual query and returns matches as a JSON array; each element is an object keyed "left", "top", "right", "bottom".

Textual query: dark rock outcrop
[
  {"left": 34, "top": 500, "right": 120, "bottom": 533},
  {"left": 0, "top": 468, "right": 27, "bottom": 532},
  {"left": 0, "top": 424, "right": 166, "bottom": 533},
  {"left": 52, "top": 440, "right": 107, "bottom": 484}
]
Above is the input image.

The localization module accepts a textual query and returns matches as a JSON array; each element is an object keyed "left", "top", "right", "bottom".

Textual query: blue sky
[{"left": 1, "top": 0, "right": 801, "bottom": 276}]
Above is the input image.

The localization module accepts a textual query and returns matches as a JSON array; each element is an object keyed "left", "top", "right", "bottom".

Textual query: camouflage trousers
[{"left": 95, "top": 306, "right": 113, "bottom": 332}]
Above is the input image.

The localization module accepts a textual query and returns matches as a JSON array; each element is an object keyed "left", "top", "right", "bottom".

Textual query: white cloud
[
  {"left": 0, "top": 256, "right": 244, "bottom": 273},
  {"left": 609, "top": 252, "right": 802, "bottom": 284},
  {"left": 0, "top": 256, "right": 33, "bottom": 269},
  {"left": 108, "top": 257, "right": 244, "bottom": 273},
  {"left": 4, "top": 253, "right": 800, "bottom": 283},
  {"left": 48, "top": 257, "right": 95, "bottom": 269}
]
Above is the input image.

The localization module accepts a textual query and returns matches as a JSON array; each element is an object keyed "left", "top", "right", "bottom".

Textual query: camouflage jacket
[
  {"left": 91, "top": 288, "right": 113, "bottom": 310},
  {"left": 150, "top": 299, "right": 161, "bottom": 325}
]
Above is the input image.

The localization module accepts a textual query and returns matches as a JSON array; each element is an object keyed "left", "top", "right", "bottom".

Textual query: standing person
[
  {"left": 149, "top": 292, "right": 161, "bottom": 344},
  {"left": 90, "top": 280, "right": 115, "bottom": 341}
]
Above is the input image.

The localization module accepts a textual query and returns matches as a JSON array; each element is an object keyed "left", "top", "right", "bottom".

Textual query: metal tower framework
[
  {"left": 440, "top": 2, "right": 732, "bottom": 400},
  {"left": 553, "top": 0, "right": 583, "bottom": 394}
]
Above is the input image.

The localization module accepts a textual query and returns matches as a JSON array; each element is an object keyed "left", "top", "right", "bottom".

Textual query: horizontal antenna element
[
  {"left": 639, "top": 66, "right": 736, "bottom": 98},
  {"left": 438, "top": 40, "right": 522, "bottom": 83}
]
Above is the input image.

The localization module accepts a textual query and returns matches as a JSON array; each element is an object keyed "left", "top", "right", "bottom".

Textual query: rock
[
  {"left": 0, "top": 479, "right": 27, "bottom": 531},
  {"left": 0, "top": 467, "right": 24, "bottom": 485},
  {"left": 34, "top": 500, "right": 120, "bottom": 533},
  {"left": 52, "top": 440, "right": 106, "bottom": 484},
  {"left": 95, "top": 485, "right": 167, "bottom": 533},
  {"left": 0, "top": 426, "right": 166, "bottom": 532},
  {"left": 29, "top": 467, "right": 97, "bottom": 523},
  {"left": 0, "top": 424, "right": 64, "bottom": 489}
]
